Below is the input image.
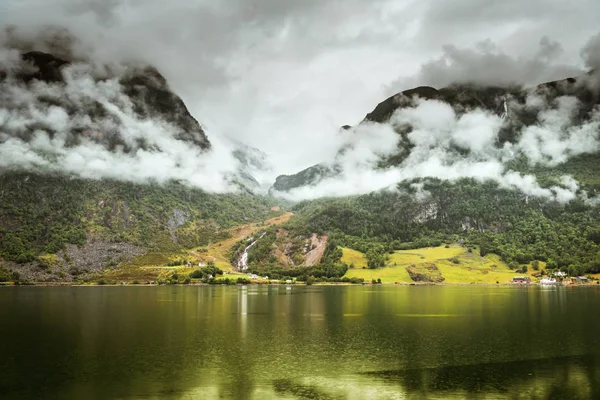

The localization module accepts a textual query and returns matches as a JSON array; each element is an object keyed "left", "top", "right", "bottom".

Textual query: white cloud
[
  {"left": 1, "top": 0, "right": 600, "bottom": 200},
  {"left": 277, "top": 94, "right": 599, "bottom": 202}
]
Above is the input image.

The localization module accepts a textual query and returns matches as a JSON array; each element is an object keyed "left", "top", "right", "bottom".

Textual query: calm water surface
[{"left": 1, "top": 285, "right": 600, "bottom": 399}]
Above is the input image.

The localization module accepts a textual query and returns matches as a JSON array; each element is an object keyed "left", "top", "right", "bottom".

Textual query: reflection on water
[{"left": 0, "top": 285, "right": 599, "bottom": 399}]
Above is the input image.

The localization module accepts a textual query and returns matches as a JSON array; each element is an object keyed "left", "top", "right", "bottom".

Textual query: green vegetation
[
  {"left": 188, "top": 264, "right": 223, "bottom": 279},
  {"left": 345, "top": 245, "right": 517, "bottom": 284},
  {"left": 0, "top": 266, "right": 20, "bottom": 283},
  {"left": 0, "top": 172, "right": 280, "bottom": 263},
  {"left": 3, "top": 160, "right": 600, "bottom": 284},
  {"left": 340, "top": 247, "right": 367, "bottom": 268},
  {"left": 289, "top": 178, "right": 600, "bottom": 275}
]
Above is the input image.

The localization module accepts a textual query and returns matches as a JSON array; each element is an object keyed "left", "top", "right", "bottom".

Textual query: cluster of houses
[
  {"left": 247, "top": 273, "right": 269, "bottom": 280},
  {"left": 512, "top": 271, "right": 592, "bottom": 285}
]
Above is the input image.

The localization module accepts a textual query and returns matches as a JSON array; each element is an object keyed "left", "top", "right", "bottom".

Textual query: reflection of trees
[
  {"left": 3, "top": 286, "right": 600, "bottom": 399},
  {"left": 363, "top": 355, "right": 599, "bottom": 398},
  {"left": 0, "top": 287, "right": 245, "bottom": 399}
]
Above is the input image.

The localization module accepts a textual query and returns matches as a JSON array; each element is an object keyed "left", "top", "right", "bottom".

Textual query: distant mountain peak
[{"left": 1, "top": 50, "right": 211, "bottom": 154}]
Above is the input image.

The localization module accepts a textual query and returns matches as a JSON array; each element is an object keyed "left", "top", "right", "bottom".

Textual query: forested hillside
[
  {"left": 0, "top": 172, "right": 279, "bottom": 281},
  {"left": 252, "top": 70, "right": 600, "bottom": 280},
  {"left": 2, "top": 41, "right": 600, "bottom": 284}
]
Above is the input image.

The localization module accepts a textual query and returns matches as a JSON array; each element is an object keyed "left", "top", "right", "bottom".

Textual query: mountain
[
  {"left": 2, "top": 45, "right": 600, "bottom": 285},
  {"left": 0, "top": 49, "right": 281, "bottom": 282},
  {"left": 0, "top": 172, "right": 280, "bottom": 282},
  {"left": 270, "top": 71, "right": 600, "bottom": 193},
  {"left": 240, "top": 71, "right": 600, "bottom": 282},
  {"left": 230, "top": 139, "right": 274, "bottom": 193},
  {"left": 3, "top": 50, "right": 211, "bottom": 151}
]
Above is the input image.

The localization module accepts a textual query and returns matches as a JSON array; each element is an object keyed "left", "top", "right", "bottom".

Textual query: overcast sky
[{"left": 3, "top": 0, "right": 600, "bottom": 175}]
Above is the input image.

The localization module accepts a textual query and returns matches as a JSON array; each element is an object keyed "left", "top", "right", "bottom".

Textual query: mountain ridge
[{"left": 270, "top": 70, "right": 600, "bottom": 194}]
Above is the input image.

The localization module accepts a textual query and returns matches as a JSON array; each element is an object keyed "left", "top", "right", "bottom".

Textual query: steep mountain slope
[
  {"left": 270, "top": 71, "right": 600, "bottom": 193},
  {"left": 0, "top": 48, "right": 281, "bottom": 282},
  {"left": 0, "top": 172, "right": 280, "bottom": 282},
  {"left": 2, "top": 50, "right": 211, "bottom": 151},
  {"left": 252, "top": 72, "right": 600, "bottom": 282}
]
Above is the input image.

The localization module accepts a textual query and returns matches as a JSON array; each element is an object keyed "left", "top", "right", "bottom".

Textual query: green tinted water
[{"left": 1, "top": 285, "right": 599, "bottom": 399}]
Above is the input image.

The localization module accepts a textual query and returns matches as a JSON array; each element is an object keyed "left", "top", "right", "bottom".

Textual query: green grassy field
[
  {"left": 343, "top": 245, "right": 517, "bottom": 284},
  {"left": 340, "top": 247, "right": 368, "bottom": 268}
]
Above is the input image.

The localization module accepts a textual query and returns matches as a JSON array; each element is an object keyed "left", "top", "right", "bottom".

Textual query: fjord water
[{"left": 1, "top": 286, "right": 600, "bottom": 399}]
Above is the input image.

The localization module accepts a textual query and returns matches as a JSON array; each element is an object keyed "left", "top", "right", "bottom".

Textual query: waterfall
[
  {"left": 237, "top": 232, "right": 266, "bottom": 271},
  {"left": 501, "top": 98, "right": 508, "bottom": 119}
]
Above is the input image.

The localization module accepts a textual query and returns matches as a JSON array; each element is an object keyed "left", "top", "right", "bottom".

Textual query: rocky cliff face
[{"left": 1, "top": 50, "right": 211, "bottom": 152}]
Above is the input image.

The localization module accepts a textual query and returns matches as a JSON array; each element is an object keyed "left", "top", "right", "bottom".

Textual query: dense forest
[{"left": 0, "top": 172, "right": 279, "bottom": 264}]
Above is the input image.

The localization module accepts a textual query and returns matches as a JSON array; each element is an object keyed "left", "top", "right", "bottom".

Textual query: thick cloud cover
[
  {"left": 1, "top": 0, "right": 600, "bottom": 199},
  {"left": 0, "top": 54, "right": 249, "bottom": 192},
  {"left": 3, "top": 0, "right": 600, "bottom": 171},
  {"left": 278, "top": 94, "right": 600, "bottom": 202}
]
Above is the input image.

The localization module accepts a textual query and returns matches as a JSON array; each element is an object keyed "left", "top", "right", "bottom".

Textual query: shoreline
[{"left": 1, "top": 281, "right": 597, "bottom": 288}]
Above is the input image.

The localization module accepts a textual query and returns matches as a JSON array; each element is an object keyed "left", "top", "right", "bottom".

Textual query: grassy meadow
[{"left": 343, "top": 245, "right": 518, "bottom": 284}]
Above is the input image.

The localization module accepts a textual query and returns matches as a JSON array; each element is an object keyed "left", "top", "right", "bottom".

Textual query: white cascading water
[
  {"left": 237, "top": 232, "right": 266, "bottom": 271},
  {"left": 501, "top": 98, "right": 508, "bottom": 120}
]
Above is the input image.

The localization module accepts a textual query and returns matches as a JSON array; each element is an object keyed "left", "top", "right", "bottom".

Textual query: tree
[
  {"left": 531, "top": 260, "right": 540, "bottom": 271},
  {"left": 519, "top": 265, "right": 528, "bottom": 274},
  {"left": 366, "top": 248, "right": 385, "bottom": 269},
  {"left": 568, "top": 265, "right": 578, "bottom": 277}
]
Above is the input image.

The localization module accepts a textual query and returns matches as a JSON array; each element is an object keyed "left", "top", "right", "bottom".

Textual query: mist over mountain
[
  {"left": 270, "top": 69, "right": 600, "bottom": 203},
  {"left": 1, "top": 9, "right": 600, "bottom": 284},
  {"left": 0, "top": 27, "right": 274, "bottom": 193}
]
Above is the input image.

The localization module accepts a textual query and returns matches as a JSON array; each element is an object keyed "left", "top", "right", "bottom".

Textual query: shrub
[
  {"left": 519, "top": 265, "right": 528, "bottom": 273},
  {"left": 531, "top": 260, "right": 540, "bottom": 271},
  {"left": 306, "top": 276, "right": 315, "bottom": 285},
  {"left": 0, "top": 267, "right": 12, "bottom": 282},
  {"left": 451, "top": 257, "right": 460, "bottom": 264},
  {"left": 184, "top": 277, "right": 191, "bottom": 284},
  {"left": 189, "top": 270, "right": 203, "bottom": 279}
]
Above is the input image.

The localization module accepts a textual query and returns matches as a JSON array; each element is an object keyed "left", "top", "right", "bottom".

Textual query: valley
[{"left": 1, "top": 47, "right": 600, "bottom": 288}]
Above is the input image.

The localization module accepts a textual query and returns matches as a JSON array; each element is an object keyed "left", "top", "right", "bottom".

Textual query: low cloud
[
  {"left": 277, "top": 93, "right": 600, "bottom": 203},
  {"left": 0, "top": 45, "right": 258, "bottom": 193},
  {"left": 2, "top": 2, "right": 600, "bottom": 201}
]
